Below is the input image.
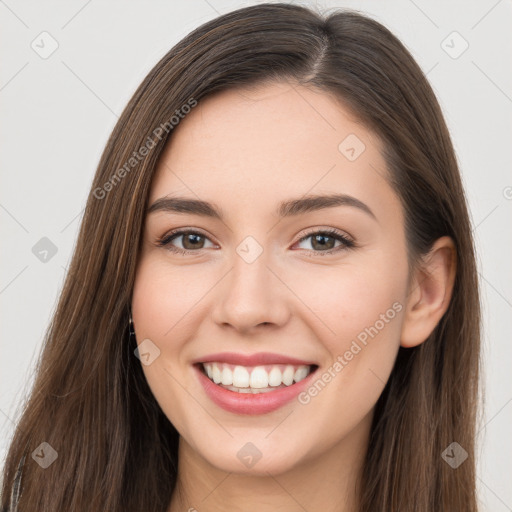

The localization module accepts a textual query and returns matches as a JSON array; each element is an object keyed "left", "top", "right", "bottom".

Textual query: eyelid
[{"left": 296, "top": 225, "right": 354, "bottom": 243}]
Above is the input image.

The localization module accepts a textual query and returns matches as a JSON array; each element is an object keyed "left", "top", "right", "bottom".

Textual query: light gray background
[{"left": 1, "top": 0, "right": 511, "bottom": 509}]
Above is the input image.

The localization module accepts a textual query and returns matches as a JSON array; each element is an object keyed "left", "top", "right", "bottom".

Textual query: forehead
[{"left": 149, "top": 81, "right": 398, "bottom": 224}]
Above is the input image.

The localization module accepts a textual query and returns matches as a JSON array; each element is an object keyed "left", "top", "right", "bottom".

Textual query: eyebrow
[{"left": 147, "top": 193, "right": 376, "bottom": 221}]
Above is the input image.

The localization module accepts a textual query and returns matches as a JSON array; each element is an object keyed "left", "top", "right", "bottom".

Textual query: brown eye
[
  {"left": 295, "top": 228, "right": 355, "bottom": 255},
  {"left": 157, "top": 229, "right": 215, "bottom": 254},
  {"left": 309, "top": 233, "right": 337, "bottom": 251},
  {"left": 181, "top": 232, "right": 206, "bottom": 250}
]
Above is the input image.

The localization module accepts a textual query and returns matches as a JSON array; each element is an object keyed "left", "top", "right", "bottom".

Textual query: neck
[{"left": 168, "top": 411, "right": 372, "bottom": 512}]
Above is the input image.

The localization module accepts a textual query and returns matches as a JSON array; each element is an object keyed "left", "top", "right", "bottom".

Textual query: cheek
[
  {"left": 289, "top": 260, "right": 405, "bottom": 410},
  {"left": 131, "top": 258, "right": 211, "bottom": 342},
  {"left": 130, "top": 258, "right": 206, "bottom": 433},
  {"left": 290, "top": 260, "right": 405, "bottom": 349},
  {"left": 280, "top": 267, "right": 404, "bottom": 458}
]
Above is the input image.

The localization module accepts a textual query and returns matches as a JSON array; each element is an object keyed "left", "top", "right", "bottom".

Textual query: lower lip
[{"left": 193, "top": 364, "right": 318, "bottom": 415}]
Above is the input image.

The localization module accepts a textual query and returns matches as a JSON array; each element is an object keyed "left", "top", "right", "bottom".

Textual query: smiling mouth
[{"left": 195, "top": 362, "right": 319, "bottom": 394}]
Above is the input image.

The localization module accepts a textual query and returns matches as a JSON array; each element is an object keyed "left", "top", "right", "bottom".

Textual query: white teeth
[
  {"left": 212, "top": 364, "right": 222, "bottom": 384},
  {"left": 249, "top": 367, "right": 269, "bottom": 388},
  {"left": 268, "top": 367, "right": 282, "bottom": 387},
  {"left": 221, "top": 366, "right": 233, "bottom": 386},
  {"left": 294, "top": 366, "right": 310, "bottom": 382},
  {"left": 202, "top": 362, "right": 313, "bottom": 390},
  {"left": 282, "top": 365, "right": 295, "bottom": 386},
  {"left": 232, "top": 365, "right": 250, "bottom": 388}
]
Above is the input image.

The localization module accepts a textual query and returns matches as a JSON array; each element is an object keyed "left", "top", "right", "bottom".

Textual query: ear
[{"left": 400, "top": 236, "right": 457, "bottom": 348}]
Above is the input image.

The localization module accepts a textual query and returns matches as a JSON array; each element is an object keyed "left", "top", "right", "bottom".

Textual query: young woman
[{"left": 1, "top": 3, "right": 481, "bottom": 511}]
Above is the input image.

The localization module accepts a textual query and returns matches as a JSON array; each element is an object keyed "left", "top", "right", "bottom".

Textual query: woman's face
[{"left": 131, "top": 81, "right": 410, "bottom": 475}]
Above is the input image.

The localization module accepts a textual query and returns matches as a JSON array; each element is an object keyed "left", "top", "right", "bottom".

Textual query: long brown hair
[{"left": 1, "top": 3, "right": 482, "bottom": 510}]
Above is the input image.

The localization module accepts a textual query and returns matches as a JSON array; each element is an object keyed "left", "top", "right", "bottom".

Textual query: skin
[{"left": 131, "top": 80, "right": 456, "bottom": 512}]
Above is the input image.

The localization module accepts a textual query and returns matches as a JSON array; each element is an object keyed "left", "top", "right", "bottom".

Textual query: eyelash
[{"left": 156, "top": 227, "right": 356, "bottom": 257}]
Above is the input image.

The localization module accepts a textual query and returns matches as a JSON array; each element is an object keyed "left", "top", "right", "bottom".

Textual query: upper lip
[{"left": 192, "top": 352, "right": 318, "bottom": 367}]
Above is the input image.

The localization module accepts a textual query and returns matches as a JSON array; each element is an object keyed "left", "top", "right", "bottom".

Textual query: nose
[{"left": 211, "top": 250, "right": 291, "bottom": 334}]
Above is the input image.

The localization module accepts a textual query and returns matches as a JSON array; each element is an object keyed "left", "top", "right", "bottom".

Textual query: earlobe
[{"left": 400, "top": 236, "right": 457, "bottom": 348}]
